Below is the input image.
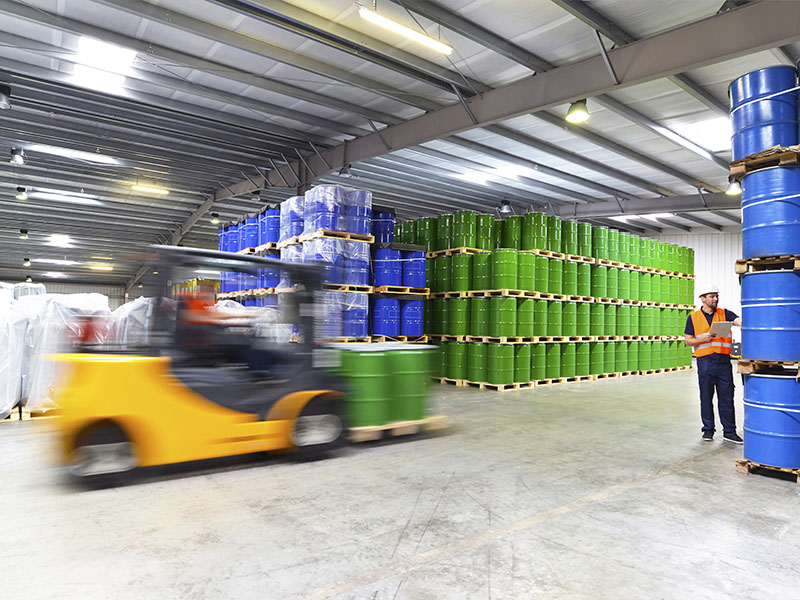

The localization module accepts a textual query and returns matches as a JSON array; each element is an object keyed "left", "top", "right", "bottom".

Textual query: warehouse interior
[{"left": 2, "top": 1, "right": 800, "bottom": 598}]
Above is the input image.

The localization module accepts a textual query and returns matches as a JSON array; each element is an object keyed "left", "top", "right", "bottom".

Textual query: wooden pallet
[
  {"left": 428, "top": 335, "right": 465, "bottom": 342},
  {"left": 730, "top": 147, "right": 800, "bottom": 179},
  {"left": 431, "top": 377, "right": 465, "bottom": 387},
  {"left": 236, "top": 242, "right": 278, "bottom": 255},
  {"left": 217, "top": 287, "right": 277, "bottom": 299},
  {"left": 464, "top": 335, "right": 527, "bottom": 344},
  {"left": 566, "top": 254, "right": 596, "bottom": 264},
  {"left": 277, "top": 236, "right": 301, "bottom": 248},
  {"left": 464, "top": 380, "right": 534, "bottom": 392},
  {"left": 734, "top": 255, "right": 800, "bottom": 274},
  {"left": 534, "top": 377, "right": 568, "bottom": 386},
  {"left": 738, "top": 359, "right": 799, "bottom": 374},
  {"left": 595, "top": 336, "right": 621, "bottom": 341},
  {"left": 323, "top": 336, "right": 372, "bottom": 344},
  {"left": 370, "top": 335, "right": 429, "bottom": 343},
  {"left": 591, "top": 372, "right": 620, "bottom": 380},
  {"left": 735, "top": 458, "right": 800, "bottom": 484},
  {"left": 427, "top": 246, "right": 486, "bottom": 258},
  {"left": 274, "top": 285, "right": 302, "bottom": 294},
  {"left": 566, "top": 336, "right": 593, "bottom": 342},
  {"left": 321, "top": 283, "right": 374, "bottom": 293},
  {"left": 373, "top": 285, "right": 429, "bottom": 295},
  {"left": 299, "top": 229, "right": 374, "bottom": 244},
  {"left": 563, "top": 375, "right": 593, "bottom": 383},
  {"left": 567, "top": 295, "right": 594, "bottom": 303},
  {"left": 348, "top": 414, "right": 449, "bottom": 443},
  {"left": 532, "top": 249, "right": 565, "bottom": 260},
  {"left": 618, "top": 371, "right": 636, "bottom": 377}
]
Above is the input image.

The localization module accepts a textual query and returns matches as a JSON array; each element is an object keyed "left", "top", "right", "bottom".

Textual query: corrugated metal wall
[
  {"left": 656, "top": 232, "right": 742, "bottom": 341},
  {"left": 40, "top": 283, "right": 126, "bottom": 310}
]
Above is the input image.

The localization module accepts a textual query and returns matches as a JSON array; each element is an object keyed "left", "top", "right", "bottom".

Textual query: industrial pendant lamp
[
  {"left": 726, "top": 176, "right": 741, "bottom": 196},
  {"left": 10, "top": 147, "right": 24, "bottom": 165},
  {"left": 15, "top": 186, "right": 26, "bottom": 200},
  {"left": 566, "top": 99, "right": 590, "bottom": 124},
  {"left": 0, "top": 83, "right": 11, "bottom": 110},
  {"left": 210, "top": 212, "right": 220, "bottom": 225},
  {"left": 499, "top": 199, "right": 512, "bottom": 214}
]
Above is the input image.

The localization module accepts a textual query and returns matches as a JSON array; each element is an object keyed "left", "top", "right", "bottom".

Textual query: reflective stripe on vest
[{"left": 690, "top": 308, "right": 732, "bottom": 357}]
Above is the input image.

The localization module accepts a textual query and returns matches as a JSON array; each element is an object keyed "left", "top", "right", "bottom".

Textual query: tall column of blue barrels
[{"left": 731, "top": 65, "right": 800, "bottom": 468}]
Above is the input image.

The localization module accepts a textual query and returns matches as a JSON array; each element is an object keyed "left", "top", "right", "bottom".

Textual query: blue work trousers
[{"left": 696, "top": 357, "right": 736, "bottom": 434}]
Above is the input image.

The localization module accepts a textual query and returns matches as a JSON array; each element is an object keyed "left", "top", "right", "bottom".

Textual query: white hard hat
[{"left": 698, "top": 283, "right": 720, "bottom": 297}]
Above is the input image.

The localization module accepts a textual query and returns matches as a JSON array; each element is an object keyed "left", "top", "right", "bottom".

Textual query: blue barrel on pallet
[
  {"left": 218, "top": 225, "right": 227, "bottom": 293},
  {"left": 343, "top": 293, "right": 369, "bottom": 337},
  {"left": 280, "top": 196, "right": 304, "bottom": 242},
  {"left": 346, "top": 190, "right": 372, "bottom": 235},
  {"left": 401, "top": 300, "right": 424, "bottom": 337},
  {"left": 402, "top": 251, "right": 426, "bottom": 288},
  {"left": 741, "top": 270, "right": 800, "bottom": 361},
  {"left": 729, "top": 65, "right": 798, "bottom": 161},
  {"left": 344, "top": 242, "right": 370, "bottom": 286},
  {"left": 372, "top": 212, "right": 396, "bottom": 243},
  {"left": 744, "top": 373, "right": 800, "bottom": 468},
  {"left": 304, "top": 238, "right": 345, "bottom": 284},
  {"left": 305, "top": 185, "right": 345, "bottom": 232},
  {"left": 373, "top": 297, "right": 400, "bottom": 337},
  {"left": 373, "top": 248, "right": 402, "bottom": 287},
  {"left": 229, "top": 220, "right": 241, "bottom": 252},
  {"left": 259, "top": 296, "right": 278, "bottom": 308},
  {"left": 260, "top": 207, "right": 280, "bottom": 244},
  {"left": 741, "top": 166, "right": 800, "bottom": 258},
  {"left": 243, "top": 214, "right": 259, "bottom": 249},
  {"left": 258, "top": 252, "right": 280, "bottom": 289}
]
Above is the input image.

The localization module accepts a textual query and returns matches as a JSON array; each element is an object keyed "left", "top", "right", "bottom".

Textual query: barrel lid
[
  {"left": 744, "top": 372, "right": 800, "bottom": 379},
  {"left": 372, "top": 205, "right": 396, "bottom": 215},
  {"left": 741, "top": 164, "right": 800, "bottom": 180},
  {"left": 741, "top": 268, "right": 799, "bottom": 276},
  {"left": 727, "top": 64, "right": 798, "bottom": 97}
]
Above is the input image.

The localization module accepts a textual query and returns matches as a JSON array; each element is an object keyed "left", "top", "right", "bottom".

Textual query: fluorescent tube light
[
  {"left": 89, "top": 264, "right": 114, "bottom": 271},
  {"left": 131, "top": 184, "right": 169, "bottom": 195},
  {"left": 71, "top": 37, "right": 136, "bottom": 96},
  {"left": 195, "top": 269, "right": 221, "bottom": 275},
  {"left": 47, "top": 234, "right": 73, "bottom": 248},
  {"left": 26, "top": 144, "right": 120, "bottom": 166},
  {"left": 30, "top": 190, "right": 102, "bottom": 206},
  {"left": 34, "top": 258, "right": 80, "bottom": 266},
  {"left": 43, "top": 271, "right": 67, "bottom": 278},
  {"left": 359, "top": 7, "right": 453, "bottom": 55}
]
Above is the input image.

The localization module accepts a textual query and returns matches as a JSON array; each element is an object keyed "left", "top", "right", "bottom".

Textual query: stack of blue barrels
[
  {"left": 731, "top": 65, "right": 800, "bottom": 469},
  {"left": 372, "top": 243, "right": 426, "bottom": 338},
  {"left": 372, "top": 209, "right": 396, "bottom": 243}
]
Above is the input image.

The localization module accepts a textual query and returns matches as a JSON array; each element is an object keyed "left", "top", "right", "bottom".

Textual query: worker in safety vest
[{"left": 684, "top": 284, "right": 743, "bottom": 444}]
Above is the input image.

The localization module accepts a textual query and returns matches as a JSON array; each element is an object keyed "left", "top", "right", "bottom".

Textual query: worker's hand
[{"left": 701, "top": 332, "right": 714, "bottom": 342}]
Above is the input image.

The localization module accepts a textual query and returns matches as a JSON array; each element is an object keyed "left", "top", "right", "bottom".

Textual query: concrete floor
[{"left": 2, "top": 370, "right": 799, "bottom": 599}]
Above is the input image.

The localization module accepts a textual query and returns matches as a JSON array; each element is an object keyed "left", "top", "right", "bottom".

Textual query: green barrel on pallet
[
  {"left": 435, "top": 343, "right": 446, "bottom": 377},
  {"left": 451, "top": 253, "right": 472, "bottom": 292},
  {"left": 469, "top": 297, "right": 489, "bottom": 336},
  {"left": 424, "top": 299, "right": 433, "bottom": 334},
  {"left": 577, "top": 263, "right": 591, "bottom": 296},
  {"left": 630, "top": 305, "right": 640, "bottom": 336},
  {"left": 589, "top": 342, "right": 604, "bottom": 375},
  {"left": 546, "top": 215, "right": 562, "bottom": 253},
  {"left": 435, "top": 255, "right": 451, "bottom": 292},
  {"left": 591, "top": 265, "right": 607, "bottom": 298},
  {"left": 669, "top": 277, "right": 679, "bottom": 305},
  {"left": 604, "top": 303, "right": 617, "bottom": 337},
  {"left": 545, "top": 343, "right": 561, "bottom": 379},
  {"left": 395, "top": 221, "right": 405, "bottom": 243},
  {"left": 627, "top": 234, "right": 639, "bottom": 267},
  {"left": 590, "top": 302, "right": 605, "bottom": 336},
  {"left": 651, "top": 274, "right": 662, "bottom": 303},
  {"left": 534, "top": 255, "right": 549, "bottom": 293},
  {"left": 654, "top": 308, "right": 663, "bottom": 337},
  {"left": 561, "top": 342, "right": 577, "bottom": 378},
  {"left": 531, "top": 343, "right": 546, "bottom": 380},
  {"left": 687, "top": 278, "right": 694, "bottom": 302},
  {"left": 650, "top": 341, "right": 662, "bottom": 370},
  {"left": 618, "top": 232, "right": 630, "bottom": 264},
  {"left": 390, "top": 348, "right": 431, "bottom": 421},
  {"left": 493, "top": 219, "right": 504, "bottom": 250},
  {"left": 447, "top": 342, "right": 467, "bottom": 380},
  {"left": 563, "top": 260, "right": 578, "bottom": 296},
  {"left": 628, "top": 341, "right": 639, "bottom": 373},
  {"left": 472, "top": 251, "right": 491, "bottom": 290},
  {"left": 426, "top": 259, "right": 436, "bottom": 292},
  {"left": 562, "top": 302, "right": 578, "bottom": 337},
  {"left": 436, "top": 214, "right": 452, "bottom": 251},
  {"left": 606, "top": 267, "right": 619, "bottom": 300},
  {"left": 547, "top": 301, "right": 563, "bottom": 336},
  {"left": 518, "top": 251, "right": 535, "bottom": 290},
  {"left": 602, "top": 342, "right": 616, "bottom": 374},
  {"left": 433, "top": 298, "right": 447, "bottom": 334},
  {"left": 452, "top": 210, "right": 477, "bottom": 249},
  {"left": 640, "top": 272, "right": 651, "bottom": 302},
  {"left": 548, "top": 258, "right": 563, "bottom": 294},
  {"left": 607, "top": 228, "right": 620, "bottom": 263},
  {"left": 577, "top": 222, "right": 592, "bottom": 257},
  {"left": 503, "top": 216, "right": 523, "bottom": 249},
  {"left": 517, "top": 297, "right": 535, "bottom": 337},
  {"left": 342, "top": 349, "right": 389, "bottom": 426},
  {"left": 491, "top": 248, "right": 518, "bottom": 289},
  {"left": 618, "top": 268, "right": 630, "bottom": 301},
  {"left": 532, "top": 213, "right": 548, "bottom": 250},
  {"left": 576, "top": 302, "right": 590, "bottom": 336},
  {"left": 688, "top": 248, "right": 695, "bottom": 275},
  {"left": 514, "top": 344, "right": 532, "bottom": 383},
  {"left": 576, "top": 342, "right": 590, "bottom": 376},
  {"left": 487, "top": 344, "right": 514, "bottom": 385},
  {"left": 639, "top": 341, "right": 652, "bottom": 371},
  {"left": 476, "top": 214, "right": 495, "bottom": 250},
  {"left": 448, "top": 298, "right": 468, "bottom": 336},
  {"left": 489, "top": 296, "right": 516, "bottom": 337},
  {"left": 617, "top": 304, "right": 631, "bottom": 337},
  {"left": 592, "top": 226, "right": 608, "bottom": 260},
  {"left": 467, "top": 342, "right": 487, "bottom": 383},
  {"left": 417, "top": 217, "right": 436, "bottom": 252},
  {"left": 407, "top": 220, "right": 418, "bottom": 244},
  {"left": 533, "top": 299, "right": 548, "bottom": 336},
  {"left": 629, "top": 270, "right": 640, "bottom": 302},
  {"left": 615, "top": 341, "right": 628, "bottom": 374},
  {"left": 522, "top": 213, "right": 536, "bottom": 251},
  {"left": 638, "top": 306, "right": 651, "bottom": 337},
  {"left": 562, "top": 220, "right": 579, "bottom": 255}
]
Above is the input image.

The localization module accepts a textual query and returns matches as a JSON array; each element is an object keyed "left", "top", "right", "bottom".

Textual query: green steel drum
[
  {"left": 576, "top": 302, "right": 590, "bottom": 336},
  {"left": 687, "top": 278, "right": 694, "bottom": 302},
  {"left": 517, "top": 297, "right": 535, "bottom": 337},
  {"left": 615, "top": 341, "right": 628, "bottom": 373},
  {"left": 487, "top": 344, "right": 514, "bottom": 385},
  {"left": 467, "top": 342, "right": 487, "bottom": 382},
  {"left": 562, "top": 302, "right": 578, "bottom": 337},
  {"left": 451, "top": 253, "right": 472, "bottom": 292},
  {"left": 628, "top": 234, "right": 639, "bottom": 266},
  {"left": 532, "top": 213, "right": 548, "bottom": 250},
  {"left": 437, "top": 343, "right": 448, "bottom": 378},
  {"left": 592, "top": 226, "right": 608, "bottom": 260},
  {"left": 489, "top": 296, "right": 517, "bottom": 337},
  {"left": 628, "top": 341, "right": 639, "bottom": 373},
  {"left": 591, "top": 265, "right": 607, "bottom": 298},
  {"left": 546, "top": 215, "right": 562, "bottom": 253},
  {"left": 426, "top": 259, "right": 436, "bottom": 293},
  {"left": 436, "top": 214, "right": 452, "bottom": 251},
  {"left": 562, "top": 219, "right": 579, "bottom": 255},
  {"left": 472, "top": 251, "right": 492, "bottom": 290},
  {"left": 668, "top": 340, "right": 678, "bottom": 368},
  {"left": 630, "top": 306, "right": 640, "bottom": 337},
  {"left": 548, "top": 258, "right": 563, "bottom": 294},
  {"left": 639, "top": 341, "right": 652, "bottom": 371},
  {"left": 687, "top": 248, "right": 695, "bottom": 275},
  {"left": 518, "top": 251, "right": 535, "bottom": 290},
  {"left": 668, "top": 277, "right": 679, "bottom": 305},
  {"left": 452, "top": 210, "right": 477, "bottom": 248},
  {"left": 534, "top": 255, "right": 549, "bottom": 292},
  {"left": 446, "top": 342, "right": 467, "bottom": 379},
  {"left": 607, "top": 228, "right": 620, "bottom": 263},
  {"left": 390, "top": 348, "right": 431, "bottom": 421},
  {"left": 617, "top": 268, "right": 630, "bottom": 301},
  {"left": 522, "top": 213, "right": 536, "bottom": 251},
  {"left": 435, "top": 255, "right": 451, "bottom": 292},
  {"left": 533, "top": 299, "right": 548, "bottom": 336},
  {"left": 395, "top": 221, "right": 405, "bottom": 243},
  {"left": 491, "top": 248, "right": 518, "bottom": 289},
  {"left": 424, "top": 299, "right": 433, "bottom": 334},
  {"left": 639, "top": 306, "right": 654, "bottom": 337},
  {"left": 678, "top": 277, "right": 688, "bottom": 305},
  {"left": 547, "top": 301, "right": 563, "bottom": 337},
  {"left": 493, "top": 219, "right": 503, "bottom": 250},
  {"left": 577, "top": 222, "right": 592, "bottom": 257},
  {"left": 514, "top": 344, "right": 532, "bottom": 383},
  {"left": 503, "top": 216, "right": 523, "bottom": 249},
  {"left": 475, "top": 214, "right": 495, "bottom": 250},
  {"left": 606, "top": 267, "right": 619, "bottom": 300},
  {"left": 652, "top": 341, "right": 663, "bottom": 370},
  {"left": 629, "top": 270, "right": 640, "bottom": 302},
  {"left": 405, "top": 220, "right": 418, "bottom": 244},
  {"left": 433, "top": 298, "right": 447, "bottom": 334},
  {"left": 604, "top": 303, "right": 617, "bottom": 337},
  {"left": 576, "top": 342, "right": 590, "bottom": 376},
  {"left": 469, "top": 297, "right": 490, "bottom": 336},
  {"left": 618, "top": 232, "right": 631, "bottom": 264},
  {"left": 561, "top": 343, "right": 577, "bottom": 378},
  {"left": 603, "top": 342, "right": 616, "bottom": 374},
  {"left": 563, "top": 260, "right": 578, "bottom": 295},
  {"left": 616, "top": 304, "right": 630, "bottom": 336},
  {"left": 531, "top": 343, "right": 546, "bottom": 380},
  {"left": 577, "top": 263, "right": 591, "bottom": 296},
  {"left": 545, "top": 343, "right": 561, "bottom": 379},
  {"left": 590, "top": 302, "right": 605, "bottom": 336},
  {"left": 341, "top": 349, "right": 389, "bottom": 426},
  {"left": 416, "top": 217, "right": 436, "bottom": 252},
  {"left": 666, "top": 244, "right": 677, "bottom": 273},
  {"left": 589, "top": 342, "right": 604, "bottom": 375},
  {"left": 448, "top": 298, "right": 469, "bottom": 336},
  {"left": 654, "top": 308, "right": 663, "bottom": 337},
  {"left": 650, "top": 274, "right": 661, "bottom": 304},
  {"left": 640, "top": 272, "right": 651, "bottom": 302}
]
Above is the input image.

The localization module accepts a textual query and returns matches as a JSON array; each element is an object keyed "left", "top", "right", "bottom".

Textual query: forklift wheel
[
  {"left": 291, "top": 394, "right": 347, "bottom": 460},
  {"left": 70, "top": 422, "right": 137, "bottom": 487}
]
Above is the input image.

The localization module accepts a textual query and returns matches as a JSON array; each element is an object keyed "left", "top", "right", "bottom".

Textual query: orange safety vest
[{"left": 690, "top": 308, "right": 733, "bottom": 357}]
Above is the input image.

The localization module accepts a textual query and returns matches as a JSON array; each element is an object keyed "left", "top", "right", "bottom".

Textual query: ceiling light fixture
[
  {"left": 19, "top": 229, "right": 28, "bottom": 240},
  {"left": 72, "top": 37, "right": 136, "bottom": 96},
  {"left": 26, "top": 144, "right": 121, "bottom": 166},
  {"left": 0, "top": 83, "right": 11, "bottom": 110},
  {"left": 566, "top": 99, "right": 590, "bottom": 124},
  {"left": 338, "top": 164, "right": 353, "bottom": 178},
  {"left": 210, "top": 212, "right": 220, "bottom": 225},
  {"left": 251, "top": 190, "right": 261, "bottom": 202},
  {"left": 22, "top": 258, "right": 30, "bottom": 267},
  {"left": 29, "top": 189, "right": 102, "bottom": 206},
  {"left": 499, "top": 199, "right": 512, "bottom": 214},
  {"left": 358, "top": 6, "right": 453, "bottom": 55},
  {"left": 726, "top": 177, "right": 742, "bottom": 196},
  {"left": 15, "top": 186, "right": 26, "bottom": 200},
  {"left": 10, "top": 147, "right": 24, "bottom": 165},
  {"left": 47, "top": 234, "right": 73, "bottom": 248},
  {"left": 25, "top": 275, "right": 32, "bottom": 283},
  {"left": 138, "top": 283, "right": 143, "bottom": 288},
  {"left": 43, "top": 271, "right": 67, "bottom": 279},
  {"left": 89, "top": 264, "right": 114, "bottom": 271},
  {"left": 34, "top": 258, "right": 80, "bottom": 266},
  {"left": 131, "top": 184, "right": 169, "bottom": 195}
]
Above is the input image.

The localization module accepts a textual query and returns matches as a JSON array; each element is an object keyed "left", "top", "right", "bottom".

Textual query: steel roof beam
[
  {"left": 676, "top": 212, "right": 724, "bottom": 231},
  {"left": 711, "top": 209, "right": 742, "bottom": 224},
  {"left": 588, "top": 217, "right": 652, "bottom": 235},
  {"left": 550, "top": 191, "right": 737, "bottom": 218}
]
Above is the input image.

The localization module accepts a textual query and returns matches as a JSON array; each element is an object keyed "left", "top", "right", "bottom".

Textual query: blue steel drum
[
  {"left": 373, "top": 248, "right": 402, "bottom": 286},
  {"left": 343, "top": 293, "right": 369, "bottom": 337},
  {"left": 372, "top": 212, "right": 396, "bottom": 243},
  {"left": 729, "top": 65, "right": 797, "bottom": 161},
  {"left": 373, "top": 297, "right": 400, "bottom": 337},
  {"left": 744, "top": 373, "right": 800, "bottom": 468},
  {"left": 346, "top": 190, "right": 372, "bottom": 235},
  {"left": 265, "top": 208, "right": 280, "bottom": 243},
  {"left": 240, "top": 271, "right": 258, "bottom": 291},
  {"left": 400, "top": 300, "right": 424, "bottom": 337},
  {"left": 257, "top": 210, "right": 267, "bottom": 246},
  {"left": 243, "top": 215, "right": 259, "bottom": 249},
  {"left": 741, "top": 166, "right": 800, "bottom": 258},
  {"left": 344, "top": 244, "right": 370, "bottom": 286},
  {"left": 741, "top": 270, "right": 800, "bottom": 360},
  {"left": 306, "top": 185, "right": 345, "bottom": 232},
  {"left": 243, "top": 297, "right": 258, "bottom": 307},
  {"left": 402, "top": 251, "right": 426, "bottom": 288},
  {"left": 229, "top": 221, "right": 242, "bottom": 253},
  {"left": 258, "top": 252, "right": 280, "bottom": 288},
  {"left": 260, "top": 296, "right": 278, "bottom": 308}
]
